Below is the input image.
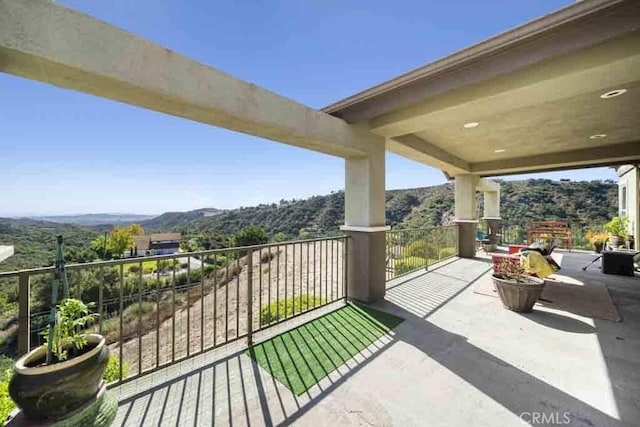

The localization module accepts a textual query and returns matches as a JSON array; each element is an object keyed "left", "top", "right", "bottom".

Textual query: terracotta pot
[
  {"left": 9, "top": 334, "right": 109, "bottom": 421},
  {"left": 609, "top": 235, "right": 623, "bottom": 248},
  {"left": 491, "top": 274, "right": 545, "bottom": 313}
]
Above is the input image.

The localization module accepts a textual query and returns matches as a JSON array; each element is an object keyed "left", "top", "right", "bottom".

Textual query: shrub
[
  {"left": 103, "top": 355, "right": 129, "bottom": 384},
  {"left": 233, "top": 226, "right": 268, "bottom": 248},
  {"left": 394, "top": 256, "right": 429, "bottom": 276},
  {"left": 0, "top": 357, "right": 12, "bottom": 374},
  {"left": 0, "top": 368, "right": 15, "bottom": 422},
  {"left": 438, "top": 247, "right": 457, "bottom": 259},
  {"left": 260, "top": 251, "right": 275, "bottom": 264},
  {"left": 260, "top": 295, "right": 326, "bottom": 324},
  {"left": 604, "top": 216, "right": 628, "bottom": 237},
  {"left": 405, "top": 241, "right": 438, "bottom": 259},
  {"left": 125, "top": 301, "right": 156, "bottom": 318}
]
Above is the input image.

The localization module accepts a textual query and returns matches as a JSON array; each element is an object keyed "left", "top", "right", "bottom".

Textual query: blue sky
[{"left": 0, "top": 0, "right": 617, "bottom": 216}]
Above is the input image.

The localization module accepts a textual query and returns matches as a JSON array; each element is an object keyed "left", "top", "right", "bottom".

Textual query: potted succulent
[
  {"left": 8, "top": 236, "right": 113, "bottom": 423},
  {"left": 492, "top": 257, "right": 545, "bottom": 313},
  {"left": 604, "top": 216, "right": 628, "bottom": 248},
  {"left": 585, "top": 231, "right": 608, "bottom": 253}
]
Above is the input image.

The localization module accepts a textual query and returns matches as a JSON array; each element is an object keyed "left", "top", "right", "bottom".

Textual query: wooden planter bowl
[{"left": 492, "top": 274, "right": 545, "bottom": 313}]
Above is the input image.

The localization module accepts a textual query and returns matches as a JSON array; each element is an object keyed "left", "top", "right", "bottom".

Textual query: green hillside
[
  {"left": 141, "top": 179, "right": 618, "bottom": 237},
  {"left": 0, "top": 218, "right": 99, "bottom": 272},
  {"left": 0, "top": 179, "right": 618, "bottom": 272}
]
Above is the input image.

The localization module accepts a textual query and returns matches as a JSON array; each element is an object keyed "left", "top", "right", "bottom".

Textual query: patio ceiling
[{"left": 324, "top": 0, "right": 640, "bottom": 177}]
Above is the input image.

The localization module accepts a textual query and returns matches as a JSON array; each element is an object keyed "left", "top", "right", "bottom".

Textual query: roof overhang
[{"left": 324, "top": 0, "right": 640, "bottom": 177}]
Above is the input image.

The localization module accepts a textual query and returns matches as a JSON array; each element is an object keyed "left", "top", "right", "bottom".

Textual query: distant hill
[
  {"left": 0, "top": 218, "right": 99, "bottom": 272},
  {"left": 140, "top": 208, "right": 223, "bottom": 230},
  {"left": 1, "top": 179, "right": 618, "bottom": 271},
  {"left": 31, "top": 213, "right": 156, "bottom": 226},
  {"left": 141, "top": 179, "right": 618, "bottom": 238}
]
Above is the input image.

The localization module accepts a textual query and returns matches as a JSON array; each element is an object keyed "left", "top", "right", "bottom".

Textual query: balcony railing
[
  {"left": 495, "top": 223, "right": 596, "bottom": 250},
  {"left": 385, "top": 226, "right": 459, "bottom": 281},
  {"left": 0, "top": 236, "right": 348, "bottom": 386}
]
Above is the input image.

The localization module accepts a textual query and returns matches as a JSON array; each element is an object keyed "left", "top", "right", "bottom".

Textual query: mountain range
[{"left": 0, "top": 178, "right": 618, "bottom": 271}]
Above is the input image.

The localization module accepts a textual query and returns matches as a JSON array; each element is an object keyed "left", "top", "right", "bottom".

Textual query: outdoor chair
[
  {"left": 476, "top": 230, "right": 491, "bottom": 252},
  {"left": 492, "top": 239, "right": 561, "bottom": 275}
]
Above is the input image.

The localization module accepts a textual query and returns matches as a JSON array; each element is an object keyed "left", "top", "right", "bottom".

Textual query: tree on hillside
[
  {"left": 272, "top": 232, "right": 289, "bottom": 243},
  {"left": 128, "top": 223, "right": 145, "bottom": 236},
  {"left": 233, "top": 226, "right": 268, "bottom": 248},
  {"left": 89, "top": 234, "right": 112, "bottom": 260},
  {"left": 108, "top": 227, "right": 133, "bottom": 258}
]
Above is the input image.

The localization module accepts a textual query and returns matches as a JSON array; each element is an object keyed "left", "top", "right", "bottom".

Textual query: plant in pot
[
  {"left": 585, "top": 231, "right": 608, "bottom": 253},
  {"left": 492, "top": 257, "right": 545, "bottom": 313},
  {"left": 604, "top": 216, "right": 628, "bottom": 248},
  {"left": 8, "top": 236, "right": 114, "bottom": 424}
]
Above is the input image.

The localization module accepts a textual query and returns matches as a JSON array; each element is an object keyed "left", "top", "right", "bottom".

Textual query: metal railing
[
  {"left": 385, "top": 226, "right": 459, "bottom": 281},
  {"left": 493, "top": 223, "right": 596, "bottom": 250},
  {"left": 0, "top": 236, "right": 348, "bottom": 386}
]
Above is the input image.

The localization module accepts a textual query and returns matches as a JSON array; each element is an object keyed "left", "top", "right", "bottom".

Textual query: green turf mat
[{"left": 246, "top": 303, "right": 404, "bottom": 395}]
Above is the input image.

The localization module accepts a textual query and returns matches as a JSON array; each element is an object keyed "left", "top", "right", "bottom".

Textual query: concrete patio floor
[{"left": 111, "top": 252, "right": 640, "bottom": 426}]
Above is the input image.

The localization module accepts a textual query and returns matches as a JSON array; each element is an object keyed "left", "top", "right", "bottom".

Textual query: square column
[
  {"left": 341, "top": 142, "right": 389, "bottom": 303},
  {"left": 455, "top": 175, "right": 479, "bottom": 258},
  {"left": 479, "top": 179, "right": 501, "bottom": 250}
]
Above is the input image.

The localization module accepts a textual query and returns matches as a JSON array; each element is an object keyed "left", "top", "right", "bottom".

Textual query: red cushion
[{"left": 508, "top": 244, "right": 528, "bottom": 254}]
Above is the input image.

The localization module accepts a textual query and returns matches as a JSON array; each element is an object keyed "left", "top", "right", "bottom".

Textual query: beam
[
  {"left": 368, "top": 35, "right": 640, "bottom": 138},
  {"left": 471, "top": 141, "right": 640, "bottom": 177},
  {"left": 388, "top": 134, "right": 471, "bottom": 175},
  {"left": 324, "top": 0, "right": 640, "bottom": 123},
  {"left": 0, "top": 0, "right": 374, "bottom": 158}
]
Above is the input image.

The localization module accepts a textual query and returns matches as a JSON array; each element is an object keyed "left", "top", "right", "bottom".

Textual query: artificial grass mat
[{"left": 246, "top": 303, "right": 404, "bottom": 395}]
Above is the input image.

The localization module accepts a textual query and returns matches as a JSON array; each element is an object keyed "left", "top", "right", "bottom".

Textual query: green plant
[
  {"left": 405, "top": 241, "right": 438, "bottom": 259},
  {"left": 585, "top": 231, "right": 608, "bottom": 245},
  {"left": 103, "top": 355, "right": 128, "bottom": 384},
  {"left": 43, "top": 298, "right": 97, "bottom": 363},
  {"left": 394, "top": 256, "right": 430, "bottom": 276},
  {"left": 0, "top": 368, "right": 16, "bottom": 422},
  {"left": 260, "top": 295, "right": 326, "bottom": 324},
  {"left": 438, "top": 247, "right": 456, "bottom": 259},
  {"left": 604, "top": 216, "right": 628, "bottom": 237},
  {"left": 233, "top": 225, "right": 268, "bottom": 248}
]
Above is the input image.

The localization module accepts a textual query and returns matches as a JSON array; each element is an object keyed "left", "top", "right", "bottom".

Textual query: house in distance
[{"left": 128, "top": 233, "right": 181, "bottom": 257}]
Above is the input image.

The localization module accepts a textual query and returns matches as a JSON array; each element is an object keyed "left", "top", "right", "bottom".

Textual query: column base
[
  {"left": 484, "top": 218, "right": 502, "bottom": 252},
  {"left": 340, "top": 226, "right": 389, "bottom": 303},
  {"left": 456, "top": 220, "right": 479, "bottom": 258}
]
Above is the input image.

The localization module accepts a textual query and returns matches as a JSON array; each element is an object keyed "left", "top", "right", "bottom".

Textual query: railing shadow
[{"left": 113, "top": 256, "right": 628, "bottom": 426}]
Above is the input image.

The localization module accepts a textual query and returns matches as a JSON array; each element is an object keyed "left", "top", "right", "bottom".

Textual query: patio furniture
[
  {"left": 493, "top": 240, "right": 561, "bottom": 275},
  {"left": 508, "top": 244, "right": 528, "bottom": 254},
  {"left": 602, "top": 250, "right": 638, "bottom": 276},
  {"left": 526, "top": 221, "right": 572, "bottom": 250},
  {"left": 476, "top": 230, "right": 491, "bottom": 252}
]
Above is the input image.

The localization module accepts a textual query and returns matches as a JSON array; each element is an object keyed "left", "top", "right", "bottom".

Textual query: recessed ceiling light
[
  {"left": 463, "top": 122, "right": 480, "bottom": 129},
  {"left": 494, "top": 149, "right": 506, "bottom": 153},
  {"left": 590, "top": 134, "right": 607, "bottom": 140},
  {"left": 600, "top": 89, "right": 627, "bottom": 99}
]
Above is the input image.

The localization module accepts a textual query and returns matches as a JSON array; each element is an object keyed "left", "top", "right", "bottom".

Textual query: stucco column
[
  {"left": 480, "top": 180, "right": 501, "bottom": 250},
  {"left": 340, "top": 141, "right": 389, "bottom": 303},
  {"left": 483, "top": 190, "right": 500, "bottom": 219},
  {"left": 455, "top": 175, "right": 479, "bottom": 258}
]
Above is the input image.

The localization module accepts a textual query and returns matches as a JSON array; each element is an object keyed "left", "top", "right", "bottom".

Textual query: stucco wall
[{"left": 617, "top": 165, "right": 639, "bottom": 247}]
